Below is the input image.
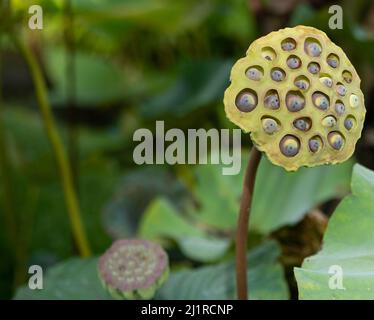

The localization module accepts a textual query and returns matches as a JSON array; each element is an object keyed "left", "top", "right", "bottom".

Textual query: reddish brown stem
[{"left": 236, "top": 147, "right": 262, "bottom": 300}]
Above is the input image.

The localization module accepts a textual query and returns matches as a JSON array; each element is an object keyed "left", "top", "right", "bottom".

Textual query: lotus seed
[
  {"left": 262, "top": 118, "right": 278, "bottom": 134},
  {"left": 281, "top": 38, "right": 296, "bottom": 51},
  {"left": 322, "top": 116, "right": 337, "bottom": 127},
  {"left": 280, "top": 135, "right": 300, "bottom": 157},
  {"left": 334, "top": 102, "right": 345, "bottom": 115},
  {"left": 264, "top": 91, "right": 280, "bottom": 109},
  {"left": 342, "top": 70, "right": 352, "bottom": 83},
  {"left": 294, "top": 76, "right": 310, "bottom": 90},
  {"left": 327, "top": 54, "right": 339, "bottom": 68},
  {"left": 262, "top": 47, "right": 276, "bottom": 61},
  {"left": 305, "top": 40, "right": 322, "bottom": 57},
  {"left": 246, "top": 66, "right": 263, "bottom": 81},
  {"left": 287, "top": 56, "right": 301, "bottom": 69},
  {"left": 350, "top": 94, "right": 359, "bottom": 108},
  {"left": 286, "top": 92, "right": 305, "bottom": 112},
  {"left": 309, "top": 137, "right": 322, "bottom": 153},
  {"left": 336, "top": 84, "right": 346, "bottom": 96},
  {"left": 271, "top": 68, "right": 285, "bottom": 81},
  {"left": 328, "top": 132, "right": 344, "bottom": 150},
  {"left": 320, "top": 76, "right": 333, "bottom": 87},
  {"left": 307, "top": 62, "right": 320, "bottom": 74},
  {"left": 312, "top": 92, "right": 330, "bottom": 110},
  {"left": 344, "top": 117, "right": 355, "bottom": 130},
  {"left": 293, "top": 118, "right": 311, "bottom": 131},
  {"left": 235, "top": 90, "right": 257, "bottom": 112}
]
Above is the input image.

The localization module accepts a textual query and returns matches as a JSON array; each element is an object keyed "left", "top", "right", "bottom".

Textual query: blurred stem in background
[
  {"left": 64, "top": 0, "right": 79, "bottom": 189},
  {"left": 12, "top": 35, "right": 91, "bottom": 257},
  {"left": 0, "top": 31, "right": 20, "bottom": 283}
]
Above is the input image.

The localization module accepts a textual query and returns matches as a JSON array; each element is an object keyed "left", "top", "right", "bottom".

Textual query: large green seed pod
[
  {"left": 98, "top": 239, "right": 169, "bottom": 300},
  {"left": 224, "top": 26, "right": 366, "bottom": 171}
]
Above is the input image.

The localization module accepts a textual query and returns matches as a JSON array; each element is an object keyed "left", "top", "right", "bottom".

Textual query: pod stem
[
  {"left": 236, "top": 147, "right": 261, "bottom": 300},
  {"left": 13, "top": 35, "right": 91, "bottom": 257}
]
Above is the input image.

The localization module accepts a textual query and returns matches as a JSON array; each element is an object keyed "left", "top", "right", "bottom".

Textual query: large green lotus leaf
[
  {"left": 194, "top": 154, "right": 352, "bottom": 234},
  {"left": 14, "top": 258, "right": 111, "bottom": 300},
  {"left": 295, "top": 164, "right": 374, "bottom": 300},
  {"left": 139, "top": 199, "right": 230, "bottom": 262},
  {"left": 156, "top": 240, "right": 289, "bottom": 300}
]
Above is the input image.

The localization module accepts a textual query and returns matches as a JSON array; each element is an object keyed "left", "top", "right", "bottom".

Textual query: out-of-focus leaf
[
  {"left": 14, "top": 258, "right": 111, "bottom": 300},
  {"left": 46, "top": 48, "right": 126, "bottom": 106},
  {"left": 139, "top": 199, "right": 230, "bottom": 262},
  {"left": 193, "top": 154, "right": 352, "bottom": 234},
  {"left": 141, "top": 59, "right": 232, "bottom": 118},
  {"left": 2, "top": 108, "right": 119, "bottom": 256},
  {"left": 156, "top": 240, "right": 289, "bottom": 300},
  {"left": 295, "top": 164, "right": 374, "bottom": 300},
  {"left": 103, "top": 167, "right": 189, "bottom": 239}
]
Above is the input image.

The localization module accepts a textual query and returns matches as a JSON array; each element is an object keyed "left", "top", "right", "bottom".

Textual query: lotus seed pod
[
  {"left": 98, "top": 239, "right": 169, "bottom": 300},
  {"left": 224, "top": 25, "right": 366, "bottom": 171}
]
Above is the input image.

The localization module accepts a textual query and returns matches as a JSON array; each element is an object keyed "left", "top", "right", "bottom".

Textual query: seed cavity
[
  {"left": 286, "top": 91, "right": 305, "bottom": 112},
  {"left": 312, "top": 92, "right": 330, "bottom": 110},
  {"left": 342, "top": 70, "right": 352, "bottom": 84},
  {"left": 334, "top": 101, "right": 345, "bottom": 115},
  {"left": 245, "top": 66, "right": 264, "bottom": 81},
  {"left": 293, "top": 117, "right": 312, "bottom": 131},
  {"left": 319, "top": 75, "right": 333, "bottom": 88},
  {"left": 235, "top": 89, "right": 258, "bottom": 112},
  {"left": 307, "top": 62, "right": 320, "bottom": 74},
  {"left": 336, "top": 83, "right": 347, "bottom": 96},
  {"left": 327, "top": 53, "right": 340, "bottom": 68},
  {"left": 294, "top": 76, "right": 310, "bottom": 91},
  {"left": 328, "top": 131, "right": 345, "bottom": 150},
  {"left": 264, "top": 90, "right": 280, "bottom": 110},
  {"left": 322, "top": 115, "right": 337, "bottom": 128},
  {"left": 262, "top": 117, "right": 280, "bottom": 134},
  {"left": 309, "top": 136, "right": 323, "bottom": 153},
  {"left": 349, "top": 94, "right": 359, "bottom": 108},
  {"left": 280, "top": 135, "right": 300, "bottom": 157},
  {"left": 287, "top": 55, "right": 301, "bottom": 69},
  {"left": 344, "top": 115, "right": 356, "bottom": 131},
  {"left": 281, "top": 38, "right": 296, "bottom": 51},
  {"left": 261, "top": 47, "right": 276, "bottom": 61},
  {"left": 304, "top": 38, "right": 322, "bottom": 57},
  {"left": 271, "top": 68, "right": 286, "bottom": 81}
]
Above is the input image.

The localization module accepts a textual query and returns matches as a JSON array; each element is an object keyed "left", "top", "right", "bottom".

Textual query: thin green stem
[
  {"left": 13, "top": 35, "right": 91, "bottom": 257},
  {"left": 0, "top": 30, "right": 18, "bottom": 259},
  {"left": 64, "top": 0, "right": 79, "bottom": 188}
]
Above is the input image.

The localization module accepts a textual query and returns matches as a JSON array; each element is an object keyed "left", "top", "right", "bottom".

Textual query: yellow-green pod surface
[{"left": 224, "top": 25, "right": 366, "bottom": 171}]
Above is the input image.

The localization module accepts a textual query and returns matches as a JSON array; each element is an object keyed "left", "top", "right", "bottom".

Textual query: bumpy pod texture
[
  {"left": 224, "top": 26, "right": 366, "bottom": 171},
  {"left": 98, "top": 239, "right": 169, "bottom": 300}
]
